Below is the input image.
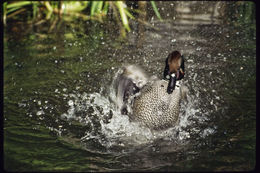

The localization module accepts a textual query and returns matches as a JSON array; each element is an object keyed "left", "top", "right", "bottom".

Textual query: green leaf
[
  {"left": 103, "top": 2, "right": 109, "bottom": 15},
  {"left": 32, "top": 2, "right": 38, "bottom": 19},
  {"left": 90, "top": 1, "right": 98, "bottom": 16},
  {"left": 115, "top": 1, "right": 130, "bottom": 32},
  {"left": 63, "top": 2, "right": 89, "bottom": 12},
  {"left": 6, "top": 1, "right": 32, "bottom": 9},
  {"left": 7, "top": 7, "right": 22, "bottom": 14},
  {"left": 124, "top": 8, "right": 135, "bottom": 19},
  {"left": 151, "top": 1, "right": 162, "bottom": 21},
  {"left": 96, "top": 1, "right": 103, "bottom": 13}
]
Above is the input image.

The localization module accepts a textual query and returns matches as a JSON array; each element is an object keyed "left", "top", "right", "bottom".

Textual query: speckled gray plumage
[{"left": 132, "top": 80, "right": 182, "bottom": 130}]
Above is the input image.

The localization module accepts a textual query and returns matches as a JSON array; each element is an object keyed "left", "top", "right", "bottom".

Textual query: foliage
[
  {"left": 3, "top": 1, "right": 163, "bottom": 37},
  {"left": 150, "top": 1, "right": 162, "bottom": 21}
]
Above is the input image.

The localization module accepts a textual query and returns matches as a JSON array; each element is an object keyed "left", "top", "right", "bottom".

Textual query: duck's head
[{"left": 163, "top": 51, "right": 185, "bottom": 94}]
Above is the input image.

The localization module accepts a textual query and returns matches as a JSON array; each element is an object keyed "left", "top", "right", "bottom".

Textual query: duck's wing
[{"left": 115, "top": 65, "right": 149, "bottom": 114}]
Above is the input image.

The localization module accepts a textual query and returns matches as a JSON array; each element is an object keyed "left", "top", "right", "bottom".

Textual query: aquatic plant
[{"left": 3, "top": 1, "right": 162, "bottom": 37}]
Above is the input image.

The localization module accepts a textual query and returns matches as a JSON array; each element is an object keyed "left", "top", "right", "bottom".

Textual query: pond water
[{"left": 4, "top": 1, "right": 256, "bottom": 171}]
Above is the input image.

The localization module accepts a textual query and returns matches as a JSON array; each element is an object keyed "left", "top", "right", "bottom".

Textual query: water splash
[{"left": 59, "top": 68, "right": 215, "bottom": 151}]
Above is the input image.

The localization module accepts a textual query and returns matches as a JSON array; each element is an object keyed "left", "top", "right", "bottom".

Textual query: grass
[{"left": 3, "top": 1, "right": 163, "bottom": 37}]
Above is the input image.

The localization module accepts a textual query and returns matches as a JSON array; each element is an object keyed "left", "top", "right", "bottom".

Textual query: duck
[{"left": 115, "top": 51, "right": 186, "bottom": 130}]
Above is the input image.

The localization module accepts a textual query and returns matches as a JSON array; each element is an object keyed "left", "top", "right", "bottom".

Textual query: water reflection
[{"left": 4, "top": 1, "right": 255, "bottom": 171}]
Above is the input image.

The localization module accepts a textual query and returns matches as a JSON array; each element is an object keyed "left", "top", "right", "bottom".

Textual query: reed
[{"left": 3, "top": 1, "right": 163, "bottom": 37}]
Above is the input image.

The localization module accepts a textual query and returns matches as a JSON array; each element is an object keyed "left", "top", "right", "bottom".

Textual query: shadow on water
[{"left": 4, "top": 1, "right": 256, "bottom": 171}]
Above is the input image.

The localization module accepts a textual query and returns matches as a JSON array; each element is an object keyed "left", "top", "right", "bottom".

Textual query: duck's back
[{"left": 132, "top": 80, "right": 181, "bottom": 130}]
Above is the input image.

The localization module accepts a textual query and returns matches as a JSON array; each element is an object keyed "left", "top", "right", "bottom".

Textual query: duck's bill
[{"left": 167, "top": 75, "right": 176, "bottom": 94}]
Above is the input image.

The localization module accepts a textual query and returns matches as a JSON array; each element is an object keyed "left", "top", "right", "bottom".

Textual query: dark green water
[{"left": 4, "top": 1, "right": 256, "bottom": 171}]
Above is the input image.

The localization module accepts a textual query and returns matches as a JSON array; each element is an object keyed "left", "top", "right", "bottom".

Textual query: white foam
[{"left": 59, "top": 68, "right": 215, "bottom": 149}]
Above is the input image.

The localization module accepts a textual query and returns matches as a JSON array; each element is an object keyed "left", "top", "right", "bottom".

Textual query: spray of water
[{"left": 60, "top": 67, "right": 215, "bottom": 150}]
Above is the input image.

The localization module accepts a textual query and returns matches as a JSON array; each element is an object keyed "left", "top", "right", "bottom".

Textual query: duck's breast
[{"left": 132, "top": 80, "right": 182, "bottom": 129}]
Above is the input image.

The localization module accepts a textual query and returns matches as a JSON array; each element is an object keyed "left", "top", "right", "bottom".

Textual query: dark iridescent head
[
  {"left": 163, "top": 51, "right": 185, "bottom": 94},
  {"left": 163, "top": 51, "right": 185, "bottom": 80}
]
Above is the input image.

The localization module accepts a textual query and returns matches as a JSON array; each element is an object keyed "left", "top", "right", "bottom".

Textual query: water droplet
[
  {"left": 38, "top": 101, "right": 41, "bottom": 105},
  {"left": 36, "top": 110, "right": 44, "bottom": 116},
  {"left": 196, "top": 47, "right": 201, "bottom": 51},
  {"left": 55, "top": 60, "right": 58, "bottom": 63},
  {"left": 171, "top": 39, "right": 176, "bottom": 43},
  {"left": 68, "top": 100, "right": 74, "bottom": 106},
  {"left": 18, "top": 103, "right": 26, "bottom": 107},
  {"left": 119, "top": 143, "right": 125, "bottom": 147},
  {"left": 39, "top": 116, "right": 44, "bottom": 120}
]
